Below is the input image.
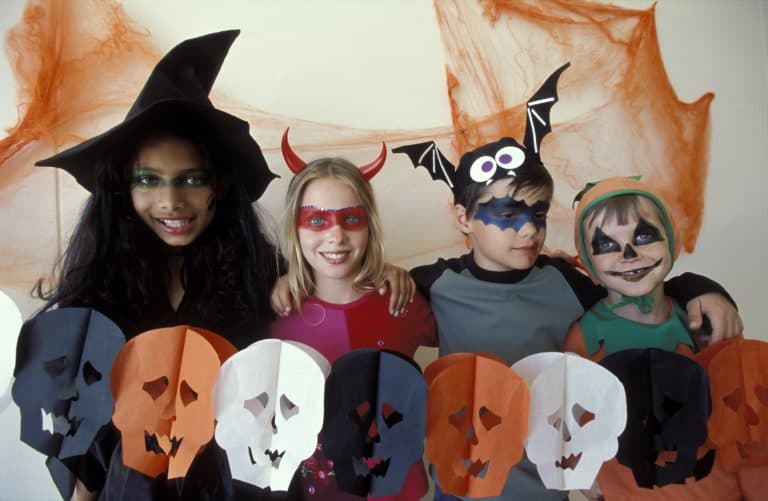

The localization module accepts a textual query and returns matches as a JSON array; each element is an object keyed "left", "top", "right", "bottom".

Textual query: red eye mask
[{"left": 297, "top": 206, "right": 368, "bottom": 232}]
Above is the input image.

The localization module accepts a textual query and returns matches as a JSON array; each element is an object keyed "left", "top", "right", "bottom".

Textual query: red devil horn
[
  {"left": 359, "top": 142, "right": 387, "bottom": 181},
  {"left": 281, "top": 128, "right": 306, "bottom": 174}
]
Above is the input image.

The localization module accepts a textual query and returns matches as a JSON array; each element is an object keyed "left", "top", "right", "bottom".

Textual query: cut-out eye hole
[
  {"left": 381, "top": 402, "right": 403, "bottom": 428},
  {"left": 356, "top": 401, "right": 371, "bottom": 418},
  {"left": 142, "top": 376, "right": 169, "bottom": 400},
  {"left": 548, "top": 410, "right": 563, "bottom": 431},
  {"left": 449, "top": 406, "right": 468, "bottom": 430},
  {"left": 478, "top": 406, "right": 501, "bottom": 430},
  {"left": 494, "top": 146, "right": 525, "bottom": 171},
  {"left": 244, "top": 392, "right": 269, "bottom": 417},
  {"left": 469, "top": 156, "right": 497, "bottom": 184},
  {"left": 724, "top": 388, "right": 743, "bottom": 412},
  {"left": 755, "top": 385, "right": 768, "bottom": 407},
  {"left": 179, "top": 380, "right": 198, "bottom": 406},
  {"left": 82, "top": 361, "right": 102, "bottom": 386},
  {"left": 281, "top": 394, "right": 300, "bottom": 420},
  {"left": 43, "top": 356, "right": 69, "bottom": 377},
  {"left": 662, "top": 395, "right": 683, "bottom": 417},
  {"left": 573, "top": 403, "right": 595, "bottom": 427}
]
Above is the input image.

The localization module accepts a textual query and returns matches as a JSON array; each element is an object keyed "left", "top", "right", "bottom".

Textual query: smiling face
[
  {"left": 130, "top": 135, "right": 217, "bottom": 247},
  {"left": 458, "top": 180, "right": 550, "bottom": 272},
  {"left": 584, "top": 197, "right": 672, "bottom": 300},
  {"left": 297, "top": 176, "right": 369, "bottom": 294}
]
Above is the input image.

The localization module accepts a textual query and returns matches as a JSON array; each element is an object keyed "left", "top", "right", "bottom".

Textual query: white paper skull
[
  {"left": 0, "top": 289, "right": 22, "bottom": 412},
  {"left": 214, "top": 339, "right": 330, "bottom": 490},
  {"left": 512, "top": 352, "right": 626, "bottom": 489}
]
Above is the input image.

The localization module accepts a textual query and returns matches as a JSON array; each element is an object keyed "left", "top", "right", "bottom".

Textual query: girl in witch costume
[
  {"left": 564, "top": 177, "right": 747, "bottom": 500},
  {"left": 31, "top": 31, "right": 279, "bottom": 500},
  {"left": 270, "top": 129, "right": 437, "bottom": 501}
]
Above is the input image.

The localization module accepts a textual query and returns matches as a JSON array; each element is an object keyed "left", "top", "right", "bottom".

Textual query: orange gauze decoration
[
  {"left": 110, "top": 326, "right": 235, "bottom": 478},
  {"left": 697, "top": 338, "right": 768, "bottom": 472},
  {"left": 434, "top": 0, "right": 713, "bottom": 253},
  {"left": 425, "top": 353, "right": 529, "bottom": 497}
]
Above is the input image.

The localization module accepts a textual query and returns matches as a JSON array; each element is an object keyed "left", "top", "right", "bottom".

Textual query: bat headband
[
  {"left": 281, "top": 128, "right": 387, "bottom": 181},
  {"left": 393, "top": 63, "right": 569, "bottom": 203}
]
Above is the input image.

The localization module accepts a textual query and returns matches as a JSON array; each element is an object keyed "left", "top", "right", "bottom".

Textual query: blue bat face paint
[{"left": 473, "top": 196, "right": 549, "bottom": 232}]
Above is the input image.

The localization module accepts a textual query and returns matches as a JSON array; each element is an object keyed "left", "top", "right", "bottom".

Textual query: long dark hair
[{"left": 35, "top": 127, "right": 279, "bottom": 330}]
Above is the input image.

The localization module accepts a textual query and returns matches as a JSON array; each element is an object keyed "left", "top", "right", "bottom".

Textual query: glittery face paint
[
  {"left": 131, "top": 168, "right": 213, "bottom": 192},
  {"left": 297, "top": 206, "right": 368, "bottom": 232},
  {"left": 473, "top": 196, "right": 549, "bottom": 232}
]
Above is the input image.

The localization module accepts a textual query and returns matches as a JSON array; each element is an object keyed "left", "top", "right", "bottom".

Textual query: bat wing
[
  {"left": 523, "top": 62, "right": 571, "bottom": 159},
  {"left": 392, "top": 141, "right": 456, "bottom": 190}
]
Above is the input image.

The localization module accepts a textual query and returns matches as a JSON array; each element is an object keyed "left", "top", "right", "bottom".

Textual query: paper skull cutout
[
  {"left": 601, "top": 349, "right": 713, "bottom": 488},
  {"left": 110, "top": 326, "right": 235, "bottom": 479},
  {"left": 425, "top": 353, "right": 529, "bottom": 497},
  {"left": 322, "top": 349, "right": 427, "bottom": 497},
  {"left": 12, "top": 308, "right": 124, "bottom": 459},
  {"left": 512, "top": 352, "right": 626, "bottom": 489},
  {"left": 213, "top": 339, "right": 330, "bottom": 491},
  {"left": 1, "top": 289, "right": 23, "bottom": 412},
  {"left": 697, "top": 338, "right": 768, "bottom": 471}
]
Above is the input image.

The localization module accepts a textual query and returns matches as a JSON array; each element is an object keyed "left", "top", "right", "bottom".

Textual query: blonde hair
[{"left": 281, "top": 157, "right": 386, "bottom": 307}]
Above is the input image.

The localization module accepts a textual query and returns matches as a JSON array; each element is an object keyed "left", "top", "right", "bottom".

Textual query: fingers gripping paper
[
  {"left": 425, "top": 353, "right": 529, "bottom": 497},
  {"left": 12, "top": 308, "right": 124, "bottom": 459},
  {"left": 213, "top": 339, "right": 330, "bottom": 491},
  {"left": 110, "top": 326, "right": 235, "bottom": 479},
  {"left": 512, "top": 352, "right": 627, "bottom": 490}
]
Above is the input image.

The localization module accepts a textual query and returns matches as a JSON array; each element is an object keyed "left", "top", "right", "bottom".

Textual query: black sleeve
[
  {"left": 664, "top": 272, "right": 737, "bottom": 308},
  {"left": 410, "top": 259, "right": 451, "bottom": 301}
]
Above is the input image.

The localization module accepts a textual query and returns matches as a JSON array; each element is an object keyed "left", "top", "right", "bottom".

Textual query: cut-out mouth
[
  {"left": 353, "top": 456, "right": 391, "bottom": 477},
  {"left": 41, "top": 408, "right": 76, "bottom": 436},
  {"left": 556, "top": 452, "right": 582, "bottom": 470},
  {"left": 144, "top": 431, "right": 182, "bottom": 457},
  {"left": 654, "top": 449, "right": 678, "bottom": 467},
  {"left": 464, "top": 458, "right": 490, "bottom": 478},
  {"left": 608, "top": 259, "right": 662, "bottom": 282}
]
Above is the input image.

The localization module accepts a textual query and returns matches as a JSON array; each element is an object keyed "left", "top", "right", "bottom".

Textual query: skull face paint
[
  {"left": 213, "top": 339, "right": 330, "bottom": 491},
  {"left": 512, "top": 353, "right": 626, "bottom": 490},
  {"left": 473, "top": 196, "right": 549, "bottom": 232},
  {"left": 321, "top": 350, "right": 427, "bottom": 497},
  {"left": 697, "top": 338, "right": 768, "bottom": 471},
  {"left": 425, "top": 353, "right": 529, "bottom": 497},
  {"left": 600, "top": 349, "right": 713, "bottom": 487},
  {"left": 12, "top": 308, "right": 124, "bottom": 459},
  {"left": 110, "top": 326, "right": 235, "bottom": 479}
]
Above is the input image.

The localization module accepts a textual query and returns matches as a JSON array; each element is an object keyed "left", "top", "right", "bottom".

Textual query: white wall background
[{"left": 0, "top": 1, "right": 766, "bottom": 498}]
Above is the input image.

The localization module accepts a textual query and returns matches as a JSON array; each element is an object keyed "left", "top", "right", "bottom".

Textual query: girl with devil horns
[{"left": 270, "top": 128, "right": 437, "bottom": 500}]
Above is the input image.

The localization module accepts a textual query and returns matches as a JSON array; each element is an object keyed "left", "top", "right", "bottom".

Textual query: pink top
[{"left": 271, "top": 290, "right": 437, "bottom": 501}]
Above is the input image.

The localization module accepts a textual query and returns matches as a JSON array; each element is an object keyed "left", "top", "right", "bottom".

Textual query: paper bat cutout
[
  {"left": 696, "top": 338, "right": 768, "bottom": 472},
  {"left": 424, "top": 353, "right": 529, "bottom": 498},
  {"left": 600, "top": 349, "right": 714, "bottom": 488},
  {"left": 512, "top": 352, "right": 626, "bottom": 490},
  {"left": 12, "top": 307, "right": 125, "bottom": 460},
  {"left": 0, "top": 289, "right": 22, "bottom": 412},
  {"left": 214, "top": 339, "right": 330, "bottom": 491},
  {"left": 393, "top": 63, "right": 569, "bottom": 201},
  {"left": 322, "top": 349, "right": 427, "bottom": 497},
  {"left": 110, "top": 326, "right": 235, "bottom": 479}
]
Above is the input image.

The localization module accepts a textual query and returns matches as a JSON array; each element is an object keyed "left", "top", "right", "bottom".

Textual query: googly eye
[
  {"left": 469, "top": 156, "right": 497, "bottom": 183},
  {"left": 495, "top": 146, "right": 525, "bottom": 171}
]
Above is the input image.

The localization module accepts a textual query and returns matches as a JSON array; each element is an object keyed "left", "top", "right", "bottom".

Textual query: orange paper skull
[
  {"left": 698, "top": 338, "right": 768, "bottom": 471},
  {"left": 425, "top": 353, "right": 529, "bottom": 497},
  {"left": 110, "top": 326, "right": 235, "bottom": 478}
]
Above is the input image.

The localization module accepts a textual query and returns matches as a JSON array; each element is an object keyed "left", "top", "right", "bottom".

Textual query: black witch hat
[{"left": 36, "top": 30, "right": 277, "bottom": 201}]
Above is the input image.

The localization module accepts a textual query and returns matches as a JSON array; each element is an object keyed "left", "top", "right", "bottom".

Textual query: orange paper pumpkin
[
  {"left": 697, "top": 338, "right": 768, "bottom": 471},
  {"left": 425, "top": 353, "right": 529, "bottom": 497},
  {"left": 110, "top": 326, "right": 235, "bottom": 478}
]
